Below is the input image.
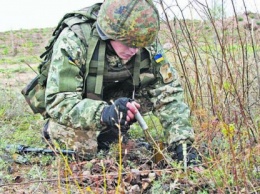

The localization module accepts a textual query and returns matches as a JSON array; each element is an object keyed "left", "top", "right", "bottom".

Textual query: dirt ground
[{"left": 0, "top": 64, "right": 37, "bottom": 92}]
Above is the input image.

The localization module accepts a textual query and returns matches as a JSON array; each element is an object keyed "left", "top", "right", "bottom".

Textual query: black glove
[
  {"left": 170, "top": 143, "right": 202, "bottom": 166},
  {"left": 101, "top": 97, "right": 130, "bottom": 127}
]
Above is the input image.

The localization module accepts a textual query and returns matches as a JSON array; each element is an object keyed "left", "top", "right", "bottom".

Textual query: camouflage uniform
[{"left": 45, "top": 0, "right": 194, "bottom": 156}]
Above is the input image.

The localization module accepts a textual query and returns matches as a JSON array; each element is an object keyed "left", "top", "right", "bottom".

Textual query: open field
[{"left": 0, "top": 6, "right": 260, "bottom": 193}]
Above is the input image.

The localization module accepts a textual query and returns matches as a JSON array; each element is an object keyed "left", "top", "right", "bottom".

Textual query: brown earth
[{"left": 0, "top": 64, "right": 37, "bottom": 91}]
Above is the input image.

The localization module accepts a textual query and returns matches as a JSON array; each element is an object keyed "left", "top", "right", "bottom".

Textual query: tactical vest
[{"left": 86, "top": 34, "right": 153, "bottom": 100}]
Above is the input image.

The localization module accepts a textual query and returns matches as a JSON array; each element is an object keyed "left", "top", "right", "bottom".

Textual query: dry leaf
[
  {"left": 142, "top": 181, "right": 150, "bottom": 190},
  {"left": 129, "top": 185, "right": 141, "bottom": 193},
  {"left": 148, "top": 173, "right": 156, "bottom": 182},
  {"left": 124, "top": 172, "right": 133, "bottom": 183}
]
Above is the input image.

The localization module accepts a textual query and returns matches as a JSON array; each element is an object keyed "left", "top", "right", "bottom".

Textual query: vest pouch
[
  {"left": 21, "top": 75, "right": 47, "bottom": 117},
  {"left": 140, "top": 73, "right": 156, "bottom": 87}
]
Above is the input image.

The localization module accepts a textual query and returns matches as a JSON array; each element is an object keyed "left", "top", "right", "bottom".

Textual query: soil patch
[{"left": 0, "top": 64, "right": 37, "bottom": 91}]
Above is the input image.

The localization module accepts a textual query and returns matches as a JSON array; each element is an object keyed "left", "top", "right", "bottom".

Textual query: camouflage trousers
[{"left": 45, "top": 119, "right": 99, "bottom": 158}]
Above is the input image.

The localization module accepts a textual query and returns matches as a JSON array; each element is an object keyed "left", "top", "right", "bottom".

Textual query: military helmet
[{"left": 97, "top": 0, "right": 160, "bottom": 48}]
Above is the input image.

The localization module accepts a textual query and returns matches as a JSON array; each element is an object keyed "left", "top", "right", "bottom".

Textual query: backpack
[{"left": 21, "top": 3, "right": 102, "bottom": 118}]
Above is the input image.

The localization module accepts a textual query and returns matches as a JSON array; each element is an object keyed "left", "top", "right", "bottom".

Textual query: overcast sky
[
  {"left": 0, "top": 0, "right": 259, "bottom": 32},
  {"left": 0, "top": 0, "right": 103, "bottom": 32}
]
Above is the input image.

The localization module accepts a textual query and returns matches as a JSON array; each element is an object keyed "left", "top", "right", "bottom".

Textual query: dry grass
[{"left": 0, "top": 1, "right": 260, "bottom": 193}]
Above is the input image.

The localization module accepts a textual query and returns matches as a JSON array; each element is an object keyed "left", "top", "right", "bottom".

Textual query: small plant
[
  {"left": 129, "top": 114, "right": 165, "bottom": 142},
  {"left": 249, "top": 13, "right": 255, "bottom": 19},
  {"left": 27, "top": 165, "right": 47, "bottom": 179},
  {"left": 204, "top": 26, "right": 210, "bottom": 30},
  {"left": 2, "top": 47, "right": 9, "bottom": 55},
  {"left": 238, "top": 17, "right": 243, "bottom": 22},
  {"left": 150, "top": 172, "right": 173, "bottom": 193}
]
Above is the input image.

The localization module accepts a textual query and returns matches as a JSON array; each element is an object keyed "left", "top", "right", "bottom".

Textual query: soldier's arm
[
  {"left": 45, "top": 28, "right": 106, "bottom": 130},
  {"left": 147, "top": 41, "right": 195, "bottom": 147}
]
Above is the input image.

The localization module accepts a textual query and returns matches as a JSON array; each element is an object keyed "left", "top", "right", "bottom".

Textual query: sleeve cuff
[{"left": 94, "top": 102, "right": 107, "bottom": 130}]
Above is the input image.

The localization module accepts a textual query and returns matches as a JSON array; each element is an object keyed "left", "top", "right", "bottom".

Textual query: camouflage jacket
[{"left": 45, "top": 26, "right": 195, "bottom": 146}]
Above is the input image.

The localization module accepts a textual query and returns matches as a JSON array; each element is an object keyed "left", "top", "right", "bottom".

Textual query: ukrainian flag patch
[
  {"left": 154, "top": 53, "right": 164, "bottom": 63},
  {"left": 68, "top": 57, "right": 77, "bottom": 65}
]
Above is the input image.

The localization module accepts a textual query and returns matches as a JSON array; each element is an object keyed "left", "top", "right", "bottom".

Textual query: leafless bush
[{"left": 155, "top": 0, "right": 260, "bottom": 192}]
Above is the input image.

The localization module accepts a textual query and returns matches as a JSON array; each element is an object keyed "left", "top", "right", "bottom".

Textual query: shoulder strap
[
  {"left": 133, "top": 50, "right": 141, "bottom": 87},
  {"left": 95, "top": 40, "right": 106, "bottom": 95},
  {"left": 82, "top": 27, "right": 106, "bottom": 97}
]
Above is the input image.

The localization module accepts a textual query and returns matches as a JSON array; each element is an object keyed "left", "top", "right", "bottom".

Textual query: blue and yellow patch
[
  {"left": 68, "top": 57, "right": 77, "bottom": 66},
  {"left": 154, "top": 53, "right": 164, "bottom": 63}
]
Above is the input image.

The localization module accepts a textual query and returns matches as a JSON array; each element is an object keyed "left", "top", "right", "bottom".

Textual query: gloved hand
[
  {"left": 169, "top": 143, "right": 202, "bottom": 166},
  {"left": 101, "top": 97, "right": 140, "bottom": 127}
]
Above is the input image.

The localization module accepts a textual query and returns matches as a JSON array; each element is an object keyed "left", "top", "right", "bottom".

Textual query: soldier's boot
[{"left": 42, "top": 120, "right": 50, "bottom": 140}]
